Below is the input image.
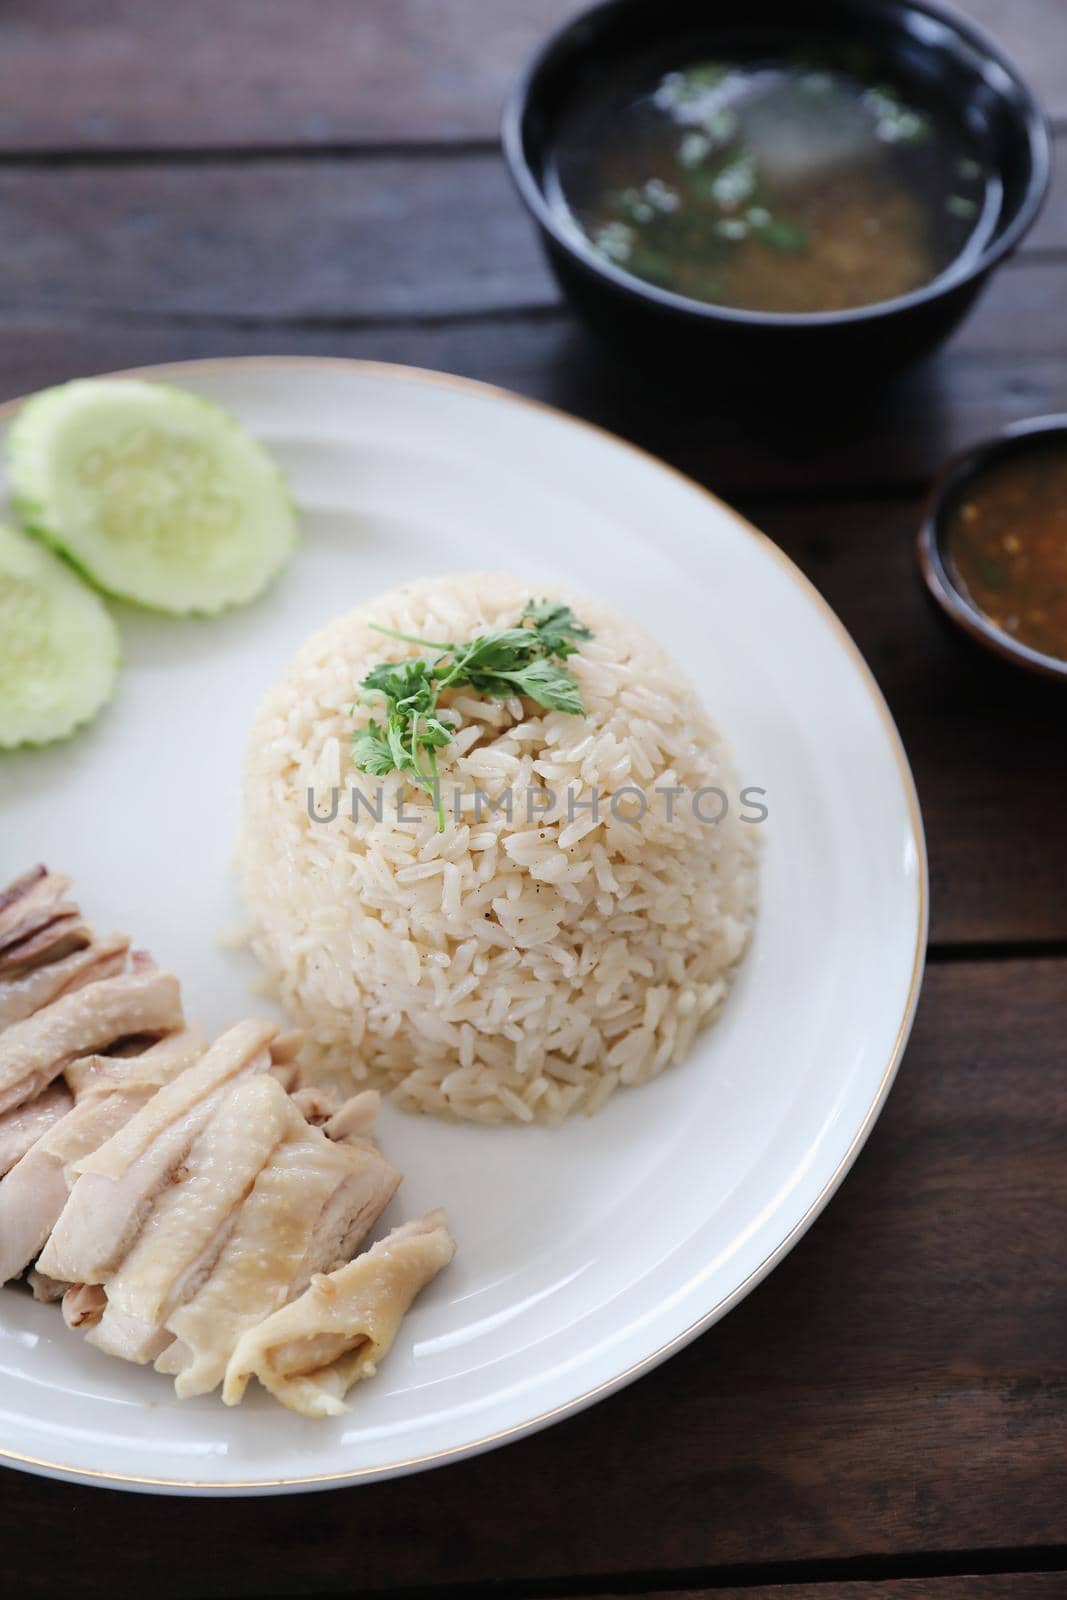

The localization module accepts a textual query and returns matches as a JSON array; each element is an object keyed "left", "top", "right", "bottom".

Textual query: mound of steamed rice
[{"left": 237, "top": 573, "right": 757, "bottom": 1124}]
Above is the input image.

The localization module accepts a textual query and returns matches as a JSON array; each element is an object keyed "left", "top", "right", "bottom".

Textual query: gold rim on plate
[{"left": 0, "top": 356, "right": 929, "bottom": 1492}]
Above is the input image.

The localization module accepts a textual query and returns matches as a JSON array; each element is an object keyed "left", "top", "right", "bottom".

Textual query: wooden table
[{"left": 2, "top": 4, "right": 1065, "bottom": 1595}]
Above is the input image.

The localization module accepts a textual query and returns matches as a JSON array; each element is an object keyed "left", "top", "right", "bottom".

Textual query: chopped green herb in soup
[{"left": 547, "top": 52, "right": 994, "bottom": 314}]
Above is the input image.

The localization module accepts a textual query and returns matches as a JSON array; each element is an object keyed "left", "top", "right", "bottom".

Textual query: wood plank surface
[
  {"left": 2, "top": 289, "right": 1067, "bottom": 501},
  {"left": 0, "top": 1, "right": 582, "bottom": 151},
  {"left": 751, "top": 497, "right": 1067, "bottom": 947},
  {"left": 0, "top": 146, "right": 1063, "bottom": 328},
  {"left": 2, "top": 959, "right": 1065, "bottom": 1596},
  {"left": 0, "top": 156, "right": 549, "bottom": 322},
  {"left": 568, "top": 1582, "right": 1067, "bottom": 1600},
  {"left": 0, "top": 0, "right": 1061, "bottom": 152}
]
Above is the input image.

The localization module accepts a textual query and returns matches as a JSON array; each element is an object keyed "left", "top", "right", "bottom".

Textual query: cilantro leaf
[
  {"left": 351, "top": 721, "right": 396, "bottom": 777},
  {"left": 522, "top": 599, "right": 594, "bottom": 659},
  {"left": 501, "top": 657, "right": 587, "bottom": 713},
  {"left": 351, "top": 599, "right": 593, "bottom": 830}
]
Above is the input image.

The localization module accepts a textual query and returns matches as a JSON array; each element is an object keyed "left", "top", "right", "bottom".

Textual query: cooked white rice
[{"left": 237, "top": 573, "right": 758, "bottom": 1124}]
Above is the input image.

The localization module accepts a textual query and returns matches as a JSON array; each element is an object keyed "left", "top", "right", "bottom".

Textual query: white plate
[{"left": 0, "top": 358, "right": 926, "bottom": 1495}]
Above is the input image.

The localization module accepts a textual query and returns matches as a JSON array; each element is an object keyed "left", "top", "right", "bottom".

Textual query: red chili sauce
[{"left": 948, "top": 441, "right": 1067, "bottom": 662}]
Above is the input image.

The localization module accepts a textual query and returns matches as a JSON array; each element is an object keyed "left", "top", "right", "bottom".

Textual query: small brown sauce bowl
[{"left": 917, "top": 416, "right": 1067, "bottom": 684}]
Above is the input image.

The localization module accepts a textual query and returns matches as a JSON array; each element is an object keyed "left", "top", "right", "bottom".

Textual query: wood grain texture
[
  {"left": 0, "top": 156, "right": 549, "bottom": 322},
  {"left": 571, "top": 1583, "right": 1067, "bottom": 1600},
  {"left": 750, "top": 497, "right": 1067, "bottom": 947},
  {"left": 2, "top": 289, "right": 1067, "bottom": 500},
  {"left": 2, "top": 959, "right": 1064, "bottom": 1595},
  {"left": 0, "top": 0, "right": 1060, "bottom": 152},
  {"left": 0, "top": 145, "right": 1062, "bottom": 327},
  {"left": 0, "top": 1, "right": 583, "bottom": 151}
]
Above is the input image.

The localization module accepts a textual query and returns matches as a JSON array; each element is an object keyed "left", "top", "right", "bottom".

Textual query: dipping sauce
[
  {"left": 546, "top": 47, "right": 996, "bottom": 314},
  {"left": 948, "top": 441, "right": 1067, "bottom": 663}
]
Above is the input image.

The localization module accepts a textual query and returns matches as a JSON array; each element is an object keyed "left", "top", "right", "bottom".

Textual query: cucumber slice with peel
[
  {"left": 7, "top": 379, "right": 297, "bottom": 614},
  {"left": 0, "top": 521, "right": 120, "bottom": 747}
]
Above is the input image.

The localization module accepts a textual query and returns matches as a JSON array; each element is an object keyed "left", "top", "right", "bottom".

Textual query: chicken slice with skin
[
  {"left": 223, "top": 1211, "right": 455, "bottom": 1417},
  {"left": 87, "top": 1074, "right": 296, "bottom": 1364},
  {"left": 0, "top": 866, "right": 45, "bottom": 919},
  {"left": 290, "top": 1139, "right": 402, "bottom": 1292},
  {"left": 0, "top": 1028, "right": 204, "bottom": 1285},
  {"left": 323, "top": 1090, "right": 381, "bottom": 1146},
  {"left": 59, "top": 1024, "right": 204, "bottom": 1103},
  {"left": 0, "top": 868, "right": 84, "bottom": 973},
  {"left": 268, "top": 1031, "right": 304, "bottom": 1069},
  {"left": 59, "top": 1023, "right": 197, "bottom": 1099},
  {"left": 63, "top": 1283, "right": 106, "bottom": 1329},
  {"left": 37, "top": 1020, "right": 275, "bottom": 1285},
  {"left": 0, "top": 1082, "right": 73, "bottom": 1178},
  {"left": 0, "top": 968, "right": 183, "bottom": 1116},
  {"left": 0, "top": 867, "right": 62, "bottom": 932},
  {"left": 156, "top": 1105, "right": 394, "bottom": 1397},
  {"left": 0, "top": 934, "right": 130, "bottom": 1031},
  {"left": 0, "top": 918, "right": 89, "bottom": 977}
]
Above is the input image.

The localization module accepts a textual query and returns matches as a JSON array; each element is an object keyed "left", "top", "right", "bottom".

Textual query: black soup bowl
[{"left": 502, "top": 0, "right": 1051, "bottom": 384}]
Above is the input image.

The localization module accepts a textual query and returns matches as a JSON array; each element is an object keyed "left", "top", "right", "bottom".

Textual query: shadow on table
[{"left": 524, "top": 321, "right": 1054, "bottom": 502}]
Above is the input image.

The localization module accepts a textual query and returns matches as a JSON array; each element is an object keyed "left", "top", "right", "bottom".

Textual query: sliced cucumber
[
  {"left": 0, "top": 521, "right": 120, "bottom": 748},
  {"left": 7, "top": 378, "right": 297, "bottom": 615}
]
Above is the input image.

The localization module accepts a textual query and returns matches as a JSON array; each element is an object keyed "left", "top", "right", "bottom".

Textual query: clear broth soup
[{"left": 546, "top": 47, "right": 998, "bottom": 315}]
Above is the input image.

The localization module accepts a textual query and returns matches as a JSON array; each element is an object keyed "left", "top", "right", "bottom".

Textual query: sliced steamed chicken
[
  {"left": 0, "top": 1083, "right": 73, "bottom": 1178},
  {"left": 223, "top": 1211, "right": 455, "bottom": 1418},
  {"left": 0, "top": 932, "right": 130, "bottom": 1031},
  {"left": 0, "top": 865, "right": 454, "bottom": 1416},
  {"left": 0, "top": 1027, "right": 204, "bottom": 1286},
  {"left": 157, "top": 1090, "right": 400, "bottom": 1397},
  {"left": 0, "top": 867, "right": 88, "bottom": 977},
  {"left": 0, "top": 967, "right": 183, "bottom": 1117},
  {"left": 38, "top": 1019, "right": 278, "bottom": 1286},
  {"left": 60, "top": 1024, "right": 201, "bottom": 1098},
  {"left": 86, "top": 1073, "right": 299, "bottom": 1363}
]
